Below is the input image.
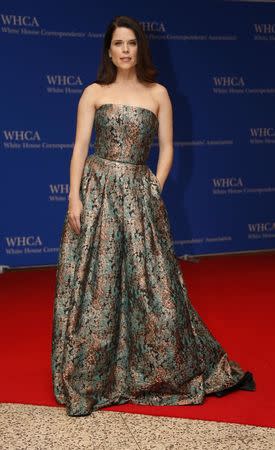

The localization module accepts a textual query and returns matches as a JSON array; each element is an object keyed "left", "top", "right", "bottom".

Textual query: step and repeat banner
[{"left": 1, "top": 1, "right": 275, "bottom": 268}]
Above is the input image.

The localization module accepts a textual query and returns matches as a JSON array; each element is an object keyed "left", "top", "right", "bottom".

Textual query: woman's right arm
[{"left": 68, "top": 83, "right": 98, "bottom": 235}]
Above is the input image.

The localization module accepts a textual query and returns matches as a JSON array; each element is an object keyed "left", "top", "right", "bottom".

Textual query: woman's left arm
[{"left": 155, "top": 85, "right": 174, "bottom": 192}]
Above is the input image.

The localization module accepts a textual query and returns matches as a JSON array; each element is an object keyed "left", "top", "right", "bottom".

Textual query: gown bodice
[{"left": 93, "top": 103, "right": 159, "bottom": 165}]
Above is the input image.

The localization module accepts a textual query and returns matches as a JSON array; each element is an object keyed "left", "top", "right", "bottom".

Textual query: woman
[{"left": 51, "top": 15, "right": 256, "bottom": 417}]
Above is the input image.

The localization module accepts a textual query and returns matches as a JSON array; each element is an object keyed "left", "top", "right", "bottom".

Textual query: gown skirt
[{"left": 51, "top": 103, "right": 256, "bottom": 416}]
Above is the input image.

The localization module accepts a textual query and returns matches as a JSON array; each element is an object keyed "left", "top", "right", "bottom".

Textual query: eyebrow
[{"left": 112, "top": 39, "right": 137, "bottom": 42}]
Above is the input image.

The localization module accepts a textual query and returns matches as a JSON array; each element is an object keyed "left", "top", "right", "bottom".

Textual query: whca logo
[
  {"left": 248, "top": 222, "right": 275, "bottom": 233},
  {"left": 5, "top": 236, "right": 42, "bottom": 247},
  {"left": 212, "top": 177, "right": 243, "bottom": 188},
  {"left": 46, "top": 75, "right": 83, "bottom": 86},
  {"left": 3, "top": 130, "right": 41, "bottom": 141},
  {"left": 254, "top": 24, "right": 275, "bottom": 34},
  {"left": 1, "top": 14, "right": 39, "bottom": 27},
  {"left": 250, "top": 128, "right": 275, "bottom": 137},
  {"left": 213, "top": 76, "right": 245, "bottom": 87}
]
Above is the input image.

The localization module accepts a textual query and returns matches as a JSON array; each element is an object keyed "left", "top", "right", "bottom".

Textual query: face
[{"left": 108, "top": 27, "right": 138, "bottom": 70}]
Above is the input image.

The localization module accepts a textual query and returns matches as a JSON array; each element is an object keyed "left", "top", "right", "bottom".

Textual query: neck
[{"left": 114, "top": 69, "right": 138, "bottom": 85}]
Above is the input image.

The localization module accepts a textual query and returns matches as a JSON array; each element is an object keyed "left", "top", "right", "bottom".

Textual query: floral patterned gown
[{"left": 51, "top": 103, "right": 256, "bottom": 417}]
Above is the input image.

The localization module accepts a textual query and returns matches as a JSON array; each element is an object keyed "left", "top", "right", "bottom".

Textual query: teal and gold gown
[{"left": 51, "top": 103, "right": 256, "bottom": 416}]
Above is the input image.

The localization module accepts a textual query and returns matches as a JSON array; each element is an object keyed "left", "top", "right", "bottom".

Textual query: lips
[{"left": 120, "top": 58, "right": 131, "bottom": 61}]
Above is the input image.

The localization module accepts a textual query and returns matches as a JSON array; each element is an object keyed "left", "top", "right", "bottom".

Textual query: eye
[{"left": 113, "top": 41, "right": 137, "bottom": 46}]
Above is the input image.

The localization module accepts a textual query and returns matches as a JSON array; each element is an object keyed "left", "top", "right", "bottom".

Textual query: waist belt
[{"left": 94, "top": 154, "right": 145, "bottom": 166}]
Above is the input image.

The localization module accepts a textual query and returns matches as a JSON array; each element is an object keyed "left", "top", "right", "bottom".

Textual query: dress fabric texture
[{"left": 51, "top": 103, "right": 255, "bottom": 417}]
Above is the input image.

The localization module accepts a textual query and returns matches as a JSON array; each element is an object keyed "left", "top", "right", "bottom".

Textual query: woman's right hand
[{"left": 67, "top": 196, "right": 83, "bottom": 235}]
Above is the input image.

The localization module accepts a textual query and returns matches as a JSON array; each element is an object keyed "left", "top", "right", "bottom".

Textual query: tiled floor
[{"left": 0, "top": 403, "right": 274, "bottom": 450}]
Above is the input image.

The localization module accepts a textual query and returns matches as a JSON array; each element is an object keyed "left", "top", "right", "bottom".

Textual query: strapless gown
[{"left": 51, "top": 103, "right": 256, "bottom": 416}]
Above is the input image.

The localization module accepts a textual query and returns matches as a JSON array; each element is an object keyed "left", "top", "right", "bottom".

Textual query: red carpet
[{"left": 0, "top": 252, "right": 274, "bottom": 427}]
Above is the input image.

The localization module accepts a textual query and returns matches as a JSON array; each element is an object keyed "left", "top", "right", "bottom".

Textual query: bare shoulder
[
  {"left": 151, "top": 82, "right": 170, "bottom": 101},
  {"left": 151, "top": 83, "right": 172, "bottom": 113},
  {"left": 80, "top": 82, "right": 105, "bottom": 108},
  {"left": 151, "top": 82, "right": 169, "bottom": 95},
  {"left": 82, "top": 82, "right": 101, "bottom": 97}
]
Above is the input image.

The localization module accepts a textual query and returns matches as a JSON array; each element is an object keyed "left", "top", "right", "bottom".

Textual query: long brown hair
[{"left": 93, "top": 15, "right": 158, "bottom": 85}]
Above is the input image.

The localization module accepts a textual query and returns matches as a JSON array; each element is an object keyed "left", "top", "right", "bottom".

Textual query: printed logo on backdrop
[
  {"left": 4, "top": 236, "right": 59, "bottom": 256},
  {"left": 1, "top": 129, "right": 74, "bottom": 150},
  {"left": 211, "top": 177, "right": 275, "bottom": 195},
  {"left": 0, "top": 14, "right": 238, "bottom": 42},
  {"left": 46, "top": 75, "right": 83, "bottom": 95},
  {"left": 212, "top": 75, "right": 275, "bottom": 95},
  {"left": 141, "top": 20, "right": 237, "bottom": 41},
  {"left": 49, "top": 184, "right": 69, "bottom": 202},
  {"left": 250, "top": 127, "right": 275, "bottom": 145},
  {"left": 212, "top": 177, "right": 243, "bottom": 195},
  {"left": 174, "top": 235, "right": 233, "bottom": 247},
  {"left": 0, "top": 14, "right": 86, "bottom": 38},
  {"left": 253, "top": 23, "right": 275, "bottom": 41},
  {"left": 0, "top": 15, "right": 166, "bottom": 40},
  {"left": 248, "top": 222, "right": 275, "bottom": 240},
  {"left": 173, "top": 138, "right": 234, "bottom": 148}
]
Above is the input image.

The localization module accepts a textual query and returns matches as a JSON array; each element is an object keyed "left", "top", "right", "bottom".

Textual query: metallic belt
[{"left": 94, "top": 154, "right": 145, "bottom": 166}]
